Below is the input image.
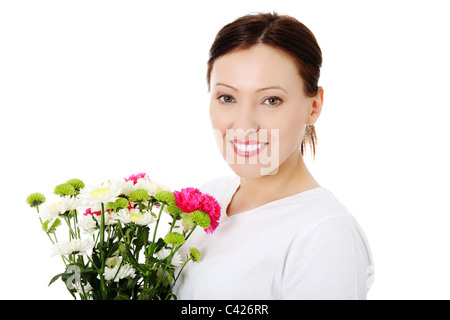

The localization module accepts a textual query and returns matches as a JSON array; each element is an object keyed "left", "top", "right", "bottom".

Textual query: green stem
[
  {"left": 60, "top": 255, "right": 69, "bottom": 267},
  {"left": 36, "top": 206, "right": 70, "bottom": 268},
  {"left": 149, "top": 204, "right": 166, "bottom": 257},
  {"left": 166, "top": 257, "right": 192, "bottom": 299},
  {"left": 85, "top": 255, "right": 102, "bottom": 274},
  {"left": 79, "top": 284, "right": 87, "bottom": 300},
  {"left": 93, "top": 227, "right": 101, "bottom": 247},
  {"left": 154, "top": 222, "right": 197, "bottom": 295},
  {"left": 106, "top": 259, "right": 124, "bottom": 290},
  {"left": 36, "top": 206, "right": 56, "bottom": 244},
  {"left": 154, "top": 245, "right": 176, "bottom": 291},
  {"left": 168, "top": 214, "right": 177, "bottom": 234},
  {"left": 38, "top": 216, "right": 55, "bottom": 244},
  {"left": 63, "top": 214, "right": 77, "bottom": 240},
  {"left": 184, "top": 224, "right": 198, "bottom": 242},
  {"left": 99, "top": 202, "right": 107, "bottom": 299},
  {"left": 73, "top": 210, "right": 81, "bottom": 239},
  {"left": 116, "top": 220, "right": 125, "bottom": 239}
]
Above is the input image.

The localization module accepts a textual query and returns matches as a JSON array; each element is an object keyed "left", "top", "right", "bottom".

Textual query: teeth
[{"left": 233, "top": 142, "right": 266, "bottom": 152}]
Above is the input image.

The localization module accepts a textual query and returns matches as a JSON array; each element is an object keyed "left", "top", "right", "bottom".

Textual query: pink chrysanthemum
[
  {"left": 124, "top": 173, "right": 148, "bottom": 185},
  {"left": 84, "top": 208, "right": 101, "bottom": 216},
  {"left": 174, "top": 187, "right": 221, "bottom": 234},
  {"left": 198, "top": 193, "right": 221, "bottom": 234},
  {"left": 174, "top": 188, "right": 203, "bottom": 213},
  {"left": 84, "top": 207, "right": 112, "bottom": 216}
]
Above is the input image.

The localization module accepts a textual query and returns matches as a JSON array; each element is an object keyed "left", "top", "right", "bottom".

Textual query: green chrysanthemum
[
  {"left": 107, "top": 197, "right": 129, "bottom": 211},
  {"left": 54, "top": 183, "right": 76, "bottom": 196},
  {"left": 129, "top": 189, "right": 150, "bottom": 202},
  {"left": 189, "top": 247, "right": 201, "bottom": 262},
  {"left": 165, "top": 205, "right": 182, "bottom": 220},
  {"left": 26, "top": 192, "right": 46, "bottom": 208},
  {"left": 66, "top": 178, "right": 85, "bottom": 191},
  {"left": 153, "top": 190, "right": 176, "bottom": 206},
  {"left": 191, "top": 210, "right": 211, "bottom": 229},
  {"left": 164, "top": 232, "right": 186, "bottom": 246}
]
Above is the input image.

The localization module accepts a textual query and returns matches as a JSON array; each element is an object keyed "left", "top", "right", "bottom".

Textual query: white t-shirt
[{"left": 173, "top": 176, "right": 374, "bottom": 300}]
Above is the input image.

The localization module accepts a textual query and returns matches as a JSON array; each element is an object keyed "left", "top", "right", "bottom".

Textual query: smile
[{"left": 231, "top": 139, "right": 268, "bottom": 157}]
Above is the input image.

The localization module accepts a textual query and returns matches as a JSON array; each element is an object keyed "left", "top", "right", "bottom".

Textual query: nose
[{"left": 232, "top": 101, "right": 259, "bottom": 137}]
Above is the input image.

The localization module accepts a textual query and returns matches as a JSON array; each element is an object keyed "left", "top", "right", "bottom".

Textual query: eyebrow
[{"left": 214, "top": 83, "right": 288, "bottom": 93}]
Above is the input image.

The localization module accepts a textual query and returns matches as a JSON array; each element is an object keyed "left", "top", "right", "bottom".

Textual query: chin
[{"left": 228, "top": 163, "right": 279, "bottom": 178}]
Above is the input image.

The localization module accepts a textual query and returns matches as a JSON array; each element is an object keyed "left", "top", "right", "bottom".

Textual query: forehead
[{"left": 210, "top": 44, "right": 303, "bottom": 91}]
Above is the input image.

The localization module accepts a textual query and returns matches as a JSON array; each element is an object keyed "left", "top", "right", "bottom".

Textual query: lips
[{"left": 231, "top": 139, "right": 268, "bottom": 157}]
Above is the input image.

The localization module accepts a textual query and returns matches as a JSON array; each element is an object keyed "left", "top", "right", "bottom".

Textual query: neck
[{"left": 238, "top": 150, "right": 319, "bottom": 201}]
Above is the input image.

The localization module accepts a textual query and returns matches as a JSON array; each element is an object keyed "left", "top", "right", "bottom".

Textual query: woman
[{"left": 174, "top": 12, "right": 374, "bottom": 300}]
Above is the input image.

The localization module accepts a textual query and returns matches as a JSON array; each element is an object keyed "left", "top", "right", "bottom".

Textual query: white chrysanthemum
[
  {"left": 77, "top": 211, "right": 117, "bottom": 234},
  {"left": 58, "top": 196, "right": 80, "bottom": 213},
  {"left": 40, "top": 196, "right": 80, "bottom": 221},
  {"left": 133, "top": 178, "right": 158, "bottom": 196},
  {"left": 76, "top": 282, "right": 93, "bottom": 295},
  {"left": 154, "top": 248, "right": 183, "bottom": 267},
  {"left": 105, "top": 255, "right": 122, "bottom": 268},
  {"left": 114, "top": 208, "right": 157, "bottom": 226},
  {"left": 118, "top": 179, "right": 135, "bottom": 196},
  {"left": 103, "top": 262, "right": 136, "bottom": 282},
  {"left": 155, "top": 181, "right": 172, "bottom": 193},
  {"left": 51, "top": 239, "right": 95, "bottom": 256},
  {"left": 76, "top": 215, "right": 98, "bottom": 234},
  {"left": 94, "top": 211, "right": 117, "bottom": 226},
  {"left": 78, "top": 180, "right": 123, "bottom": 207},
  {"left": 39, "top": 203, "right": 60, "bottom": 221}
]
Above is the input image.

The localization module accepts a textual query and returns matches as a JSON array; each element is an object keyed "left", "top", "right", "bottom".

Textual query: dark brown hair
[{"left": 206, "top": 12, "right": 322, "bottom": 156}]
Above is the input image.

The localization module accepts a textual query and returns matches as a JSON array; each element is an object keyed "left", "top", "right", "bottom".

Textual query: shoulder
[
  {"left": 279, "top": 187, "right": 355, "bottom": 230},
  {"left": 301, "top": 189, "right": 369, "bottom": 245},
  {"left": 301, "top": 188, "right": 369, "bottom": 244},
  {"left": 275, "top": 188, "right": 373, "bottom": 266},
  {"left": 281, "top": 189, "right": 374, "bottom": 298}
]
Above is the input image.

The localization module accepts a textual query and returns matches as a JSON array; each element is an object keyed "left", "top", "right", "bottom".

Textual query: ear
[{"left": 306, "top": 86, "right": 324, "bottom": 125}]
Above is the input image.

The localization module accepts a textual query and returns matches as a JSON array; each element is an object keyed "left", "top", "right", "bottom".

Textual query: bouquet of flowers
[{"left": 26, "top": 173, "right": 220, "bottom": 300}]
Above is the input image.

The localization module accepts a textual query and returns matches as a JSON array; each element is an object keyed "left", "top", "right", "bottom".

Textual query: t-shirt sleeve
[{"left": 281, "top": 216, "right": 371, "bottom": 300}]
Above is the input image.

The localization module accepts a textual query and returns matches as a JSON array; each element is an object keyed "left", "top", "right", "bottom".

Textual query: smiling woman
[
  {"left": 206, "top": 12, "right": 322, "bottom": 157},
  {"left": 174, "top": 11, "right": 374, "bottom": 300},
  {"left": 209, "top": 44, "right": 322, "bottom": 180}
]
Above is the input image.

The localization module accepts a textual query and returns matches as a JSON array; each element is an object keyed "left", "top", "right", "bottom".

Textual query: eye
[
  {"left": 217, "top": 95, "right": 236, "bottom": 104},
  {"left": 263, "top": 96, "right": 282, "bottom": 106}
]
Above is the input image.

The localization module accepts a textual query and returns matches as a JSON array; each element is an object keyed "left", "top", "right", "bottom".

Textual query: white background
[{"left": 1, "top": 0, "right": 449, "bottom": 300}]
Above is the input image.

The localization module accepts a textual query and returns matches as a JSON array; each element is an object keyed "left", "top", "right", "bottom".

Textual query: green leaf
[
  {"left": 135, "top": 226, "right": 149, "bottom": 252},
  {"left": 167, "top": 292, "right": 178, "bottom": 300},
  {"left": 48, "top": 218, "right": 61, "bottom": 232},
  {"left": 153, "top": 238, "right": 165, "bottom": 253},
  {"left": 106, "top": 241, "right": 120, "bottom": 259},
  {"left": 48, "top": 272, "right": 69, "bottom": 286},
  {"left": 118, "top": 243, "right": 141, "bottom": 272},
  {"left": 145, "top": 256, "right": 159, "bottom": 266},
  {"left": 92, "top": 288, "right": 104, "bottom": 300},
  {"left": 91, "top": 250, "right": 101, "bottom": 270},
  {"left": 42, "top": 220, "right": 49, "bottom": 232},
  {"left": 138, "top": 288, "right": 154, "bottom": 300}
]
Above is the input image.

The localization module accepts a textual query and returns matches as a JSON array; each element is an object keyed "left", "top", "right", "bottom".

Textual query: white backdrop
[{"left": 1, "top": 0, "right": 449, "bottom": 300}]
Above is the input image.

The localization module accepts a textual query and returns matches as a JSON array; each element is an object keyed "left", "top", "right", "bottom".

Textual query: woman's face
[{"left": 209, "top": 44, "right": 323, "bottom": 178}]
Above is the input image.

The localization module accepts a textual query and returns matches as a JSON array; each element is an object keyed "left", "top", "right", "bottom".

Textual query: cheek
[
  {"left": 209, "top": 104, "right": 227, "bottom": 134},
  {"left": 210, "top": 104, "right": 230, "bottom": 158},
  {"left": 277, "top": 110, "right": 308, "bottom": 155}
]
